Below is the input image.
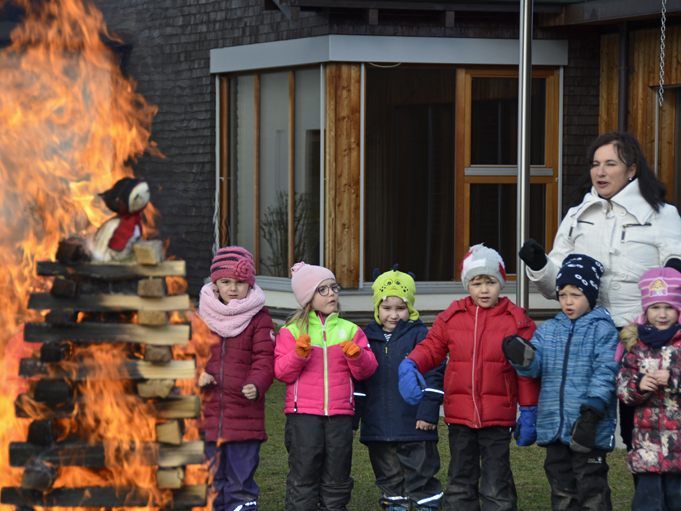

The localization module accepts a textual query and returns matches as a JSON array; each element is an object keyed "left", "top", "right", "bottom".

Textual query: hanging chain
[{"left": 658, "top": 0, "right": 667, "bottom": 107}]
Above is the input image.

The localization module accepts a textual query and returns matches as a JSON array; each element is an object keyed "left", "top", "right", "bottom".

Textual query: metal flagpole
[{"left": 516, "top": 0, "right": 533, "bottom": 309}]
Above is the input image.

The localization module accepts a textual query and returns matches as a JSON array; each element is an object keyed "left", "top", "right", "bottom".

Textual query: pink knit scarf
[{"left": 198, "top": 282, "right": 266, "bottom": 338}]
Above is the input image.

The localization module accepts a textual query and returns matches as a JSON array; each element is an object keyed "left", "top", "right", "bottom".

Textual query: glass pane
[
  {"left": 259, "top": 72, "right": 290, "bottom": 277},
  {"left": 229, "top": 75, "right": 255, "bottom": 253},
  {"left": 468, "top": 183, "right": 546, "bottom": 275},
  {"left": 294, "top": 68, "right": 320, "bottom": 265},
  {"left": 470, "top": 77, "right": 546, "bottom": 165},
  {"left": 365, "top": 66, "right": 455, "bottom": 281}
]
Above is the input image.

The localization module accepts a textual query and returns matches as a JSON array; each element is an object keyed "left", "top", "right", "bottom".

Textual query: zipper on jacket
[
  {"left": 293, "top": 379, "right": 299, "bottom": 413},
  {"left": 217, "top": 336, "right": 226, "bottom": 438},
  {"left": 557, "top": 322, "right": 575, "bottom": 439},
  {"left": 621, "top": 222, "right": 652, "bottom": 241},
  {"left": 322, "top": 320, "right": 329, "bottom": 416},
  {"left": 471, "top": 306, "right": 482, "bottom": 427}
]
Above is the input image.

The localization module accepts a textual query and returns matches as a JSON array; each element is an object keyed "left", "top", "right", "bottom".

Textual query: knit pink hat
[
  {"left": 290, "top": 262, "right": 336, "bottom": 306},
  {"left": 210, "top": 246, "right": 256, "bottom": 286},
  {"left": 639, "top": 267, "right": 681, "bottom": 314}
]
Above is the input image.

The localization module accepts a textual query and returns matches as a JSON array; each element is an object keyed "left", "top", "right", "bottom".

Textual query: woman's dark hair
[{"left": 569, "top": 131, "right": 667, "bottom": 211}]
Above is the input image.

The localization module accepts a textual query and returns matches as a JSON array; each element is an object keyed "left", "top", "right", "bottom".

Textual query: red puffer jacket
[
  {"left": 408, "top": 297, "right": 539, "bottom": 428},
  {"left": 201, "top": 308, "right": 274, "bottom": 442}
]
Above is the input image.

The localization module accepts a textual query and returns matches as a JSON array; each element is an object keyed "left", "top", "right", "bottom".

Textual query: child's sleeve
[
  {"left": 353, "top": 378, "right": 366, "bottom": 429},
  {"left": 617, "top": 347, "right": 650, "bottom": 405},
  {"left": 515, "top": 313, "right": 540, "bottom": 406},
  {"left": 245, "top": 313, "right": 275, "bottom": 399},
  {"left": 274, "top": 326, "right": 309, "bottom": 383},
  {"left": 583, "top": 322, "right": 619, "bottom": 411},
  {"left": 346, "top": 328, "right": 378, "bottom": 381},
  {"left": 416, "top": 327, "right": 445, "bottom": 425},
  {"left": 408, "top": 315, "right": 449, "bottom": 374},
  {"left": 669, "top": 348, "right": 681, "bottom": 393}
]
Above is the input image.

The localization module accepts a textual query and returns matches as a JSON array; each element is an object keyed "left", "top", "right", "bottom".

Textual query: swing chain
[{"left": 659, "top": 0, "right": 667, "bottom": 107}]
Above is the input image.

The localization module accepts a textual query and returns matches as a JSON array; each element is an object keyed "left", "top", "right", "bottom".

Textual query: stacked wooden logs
[{"left": 1, "top": 240, "right": 206, "bottom": 509}]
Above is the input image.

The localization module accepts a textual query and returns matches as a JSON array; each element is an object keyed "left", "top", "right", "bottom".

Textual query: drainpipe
[{"left": 618, "top": 21, "right": 629, "bottom": 132}]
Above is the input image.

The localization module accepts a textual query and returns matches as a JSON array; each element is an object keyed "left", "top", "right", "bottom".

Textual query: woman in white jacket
[{"left": 518, "top": 131, "right": 681, "bottom": 450}]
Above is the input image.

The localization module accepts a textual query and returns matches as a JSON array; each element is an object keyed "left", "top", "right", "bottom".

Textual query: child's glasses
[{"left": 316, "top": 283, "right": 341, "bottom": 296}]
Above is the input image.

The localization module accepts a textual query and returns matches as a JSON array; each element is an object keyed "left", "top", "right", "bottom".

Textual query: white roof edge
[{"left": 210, "top": 35, "right": 568, "bottom": 74}]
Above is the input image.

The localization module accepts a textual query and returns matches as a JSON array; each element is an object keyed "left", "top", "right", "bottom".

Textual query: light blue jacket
[{"left": 516, "top": 306, "right": 619, "bottom": 451}]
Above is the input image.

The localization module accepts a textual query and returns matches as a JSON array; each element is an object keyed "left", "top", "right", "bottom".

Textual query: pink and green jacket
[{"left": 275, "top": 312, "right": 378, "bottom": 416}]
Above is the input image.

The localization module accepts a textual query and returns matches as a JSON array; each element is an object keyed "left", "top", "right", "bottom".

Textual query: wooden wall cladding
[
  {"left": 325, "top": 63, "right": 361, "bottom": 288},
  {"left": 599, "top": 27, "right": 681, "bottom": 192}
]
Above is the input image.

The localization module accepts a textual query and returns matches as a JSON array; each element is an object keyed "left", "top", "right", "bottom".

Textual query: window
[
  {"left": 364, "top": 66, "right": 455, "bottom": 281},
  {"left": 227, "top": 67, "right": 321, "bottom": 277}
]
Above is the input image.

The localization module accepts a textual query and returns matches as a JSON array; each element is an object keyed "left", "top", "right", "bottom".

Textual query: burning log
[
  {"left": 19, "top": 357, "right": 196, "bottom": 380},
  {"left": 144, "top": 345, "right": 173, "bottom": 364},
  {"left": 133, "top": 240, "right": 164, "bottom": 265},
  {"left": 137, "top": 277, "right": 167, "bottom": 297},
  {"left": 15, "top": 394, "right": 200, "bottom": 419},
  {"left": 156, "top": 467, "right": 184, "bottom": 489},
  {"left": 9, "top": 441, "right": 204, "bottom": 468},
  {"left": 37, "top": 260, "right": 186, "bottom": 280},
  {"left": 20, "top": 458, "right": 57, "bottom": 492},
  {"left": 27, "top": 420, "right": 60, "bottom": 446},
  {"left": 155, "top": 420, "right": 184, "bottom": 445},
  {"left": 49, "top": 277, "right": 78, "bottom": 298},
  {"left": 55, "top": 237, "right": 90, "bottom": 265},
  {"left": 0, "top": 484, "right": 208, "bottom": 508},
  {"left": 34, "top": 379, "right": 72, "bottom": 407},
  {"left": 44, "top": 310, "right": 77, "bottom": 326},
  {"left": 39, "top": 341, "right": 72, "bottom": 362},
  {"left": 29, "top": 292, "right": 190, "bottom": 313},
  {"left": 138, "top": 379, "right": 175, "bottom": 399},
  {"left": 138, "top": 310, "right": 169, "bottom": 326},
  {"left": 24, "top": 321, "right": 190, "bottom": 345}
]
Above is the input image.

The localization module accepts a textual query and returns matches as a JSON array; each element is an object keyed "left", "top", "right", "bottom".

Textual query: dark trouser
[
  {"left": 205, "top": 440, "right": 261, "bottom": 511},
  {"left": 619, "top": 401, "right": 635, "bottom": 451},
  {"left": 367, "top": 440, "right": 443, "bottom": 510},
  {"left": 632, "top": 473, "right": 681, "bottom": 511},
  {"left": 284, "top": 413, "right": 354, "bottom": 511},
  {"left": 445, "top": 424, "right": 517, "bottom": 511},
  {"left": 543, "top": 442, "right": 611, "bottom": 511}
]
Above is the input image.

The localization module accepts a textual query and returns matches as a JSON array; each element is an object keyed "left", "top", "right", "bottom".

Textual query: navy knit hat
[{"left": 555, "top": 254, "right": 604, "bottom": 309}]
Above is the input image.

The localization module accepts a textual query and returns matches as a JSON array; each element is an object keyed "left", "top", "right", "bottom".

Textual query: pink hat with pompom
[
  {"left": 290, "top": 262, "right": 336, "bottom": 306},
  {"left": 638, "top": 267, "right": 681, "bottom": 316}
]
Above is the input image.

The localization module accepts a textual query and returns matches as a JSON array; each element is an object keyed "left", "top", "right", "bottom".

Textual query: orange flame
[{"left": 0, "top": 0, "right": 162, "bottom": 505}]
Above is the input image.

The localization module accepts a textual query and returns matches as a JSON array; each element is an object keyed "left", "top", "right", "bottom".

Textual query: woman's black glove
[
  {"left": 665, "top": 258, "right": 681, "bottom": 274},
  {"left": 519, "top": 239, "right": 548, "bottom": 271},
  {"left": 570, "top": 405, "right": 604, "bottom": 453}
]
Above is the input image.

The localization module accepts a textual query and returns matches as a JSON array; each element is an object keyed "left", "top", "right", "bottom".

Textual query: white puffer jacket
[{"left": 528, "top": 179, "right": 681, "bottom": 327}]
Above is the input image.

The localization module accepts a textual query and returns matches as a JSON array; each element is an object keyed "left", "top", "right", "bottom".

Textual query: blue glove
[
  {"left": 398, "top": 359, "right": 426, "bottom": 405},
  {"left": 514, "top": 405, "right": 537, "bottom": 446}
]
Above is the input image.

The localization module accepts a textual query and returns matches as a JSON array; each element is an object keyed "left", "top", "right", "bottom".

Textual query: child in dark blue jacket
[{"left": 355, "top": 269, "right": 445, "bottom": 511}]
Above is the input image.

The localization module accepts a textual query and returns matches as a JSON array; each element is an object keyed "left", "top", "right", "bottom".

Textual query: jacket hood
[
  {"left": 364, "top": 318, "right": 424, "bottom": 341},
  {"left": 441, "top": 295, "right": 514, "bottom": 320}
]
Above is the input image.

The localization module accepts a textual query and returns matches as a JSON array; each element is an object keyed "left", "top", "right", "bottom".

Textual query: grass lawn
[{"left": 254, "top": 381, "right": 633, "bottom": 510}]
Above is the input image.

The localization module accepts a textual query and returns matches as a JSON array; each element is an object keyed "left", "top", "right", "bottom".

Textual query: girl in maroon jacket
[
  {"left": 198, "top": 246, "right": 274, "bottom": 511},
  {"left": 399, "top": 244, "right": 539, "bottom": 511}
]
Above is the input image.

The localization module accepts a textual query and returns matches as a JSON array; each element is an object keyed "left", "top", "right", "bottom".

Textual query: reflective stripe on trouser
[
  {"left": 366, "top": 440, "right": 443, "bottom": 510},
  {"left": 445, "top": 424, "right": 517, "bottom": 511},
  {"left": 544, "top": 442, "right": 611, "bottom": 511},
  {"left": 284, "top": 414, "right": 354, "bottom": 511},
  {"left": 205, "top": 440, "right": 261, "bottom": 511}
]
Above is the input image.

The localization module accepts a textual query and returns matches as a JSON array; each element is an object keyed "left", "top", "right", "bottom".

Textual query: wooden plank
[
  {"left": 324, "top": 63, "right": 361, "bottom": 288},
  {"left": 15, "top": 394, "right": 199, "bottom": 419},
  {"left": 28, "top": 293, "right": 189, "bottom": 312},
  {"left": 0, "top": 485, "right": 207, "bottom": 508},
  {"left": 19, "top": 358, "right": 195, "bottom": 381},
  {"left": 133, "top": 240, "right": 165, "bottom": 265},
  {"left": 36, "top": 260, "right": 186, "bottom": 280},
  {"left": 157, "top": 467, "right": 184, "bottom": 489},
  {"left": 9, "top": 441, "right": 203, "bottom": 468},
  {"left": 24, "top": 322, "right": 190, "bottom": 346}
]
